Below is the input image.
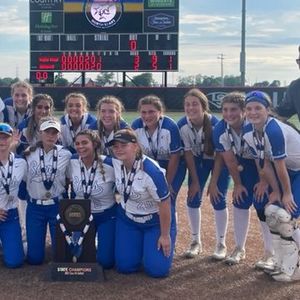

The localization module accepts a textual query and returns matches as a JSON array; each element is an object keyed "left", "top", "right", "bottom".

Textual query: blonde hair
[
  {"left": 64, "top": 92, "right": 89, "bottom": 113},
  {"left": 184, "top": 88, "right": 214, "bottom": 156},
  {"left": 96, "top": 95, "right": 124, "bottom": 139},
  {"left": 11, "top": 81, "right": 33, "bottom": 100}
]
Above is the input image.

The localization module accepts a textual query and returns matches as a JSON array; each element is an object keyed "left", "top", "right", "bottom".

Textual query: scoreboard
[{"left": 29, "top": 0, "right": 179, "bottom": 83}]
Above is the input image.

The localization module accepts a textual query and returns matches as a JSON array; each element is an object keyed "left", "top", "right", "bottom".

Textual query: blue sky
[{"left": 0, "top": 0, "right": 299, "bottom": 85}]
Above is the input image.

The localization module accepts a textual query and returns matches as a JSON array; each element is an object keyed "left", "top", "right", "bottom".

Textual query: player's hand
[
  {"left": 187, "top": 181, "right": 200, "bottom": 202},
  {"left": 282, "top": 192, "right": 297, "bottom": 214},
  {"left": 207, "top": 182, "right": 223, "bottom": 205},
  {"left": 0, "top": 209, "right": 7, "bottom": 221},
  {"left": 157, "top": 234, "right": 171, "bottom": 257},
  {"left": 254, "top": 181, "right": 268, "bottom": 202},
  {"left": 268, "top": 191, "right": 281, "bottom": 204},
  {"left": 232, "top": 184, "right": 248, "bottom": 205}
]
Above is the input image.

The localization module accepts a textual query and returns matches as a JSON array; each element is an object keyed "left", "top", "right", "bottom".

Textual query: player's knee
[
  {"left": 144, "top": 263, "right": 170, "bottom": 278},
  {"left": 265, "top": 204, "right": 281, "bottom": 231}
]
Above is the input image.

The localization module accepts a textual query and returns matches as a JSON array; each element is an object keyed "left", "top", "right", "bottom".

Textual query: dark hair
[
  {"left": 184, "top": 88, "right": 214, "bottom": 156},
  {"left": 221, "top": 92, "right": 245, "bottom": 110},
  {"left": 26, "top": 94, "right": 54, "bottom": 143},
  {"left": 138, "top": 94, "right": 165, "bottom": 113},
  {"left": 75, "top": 129, "right": 106, "bottom": 181}
]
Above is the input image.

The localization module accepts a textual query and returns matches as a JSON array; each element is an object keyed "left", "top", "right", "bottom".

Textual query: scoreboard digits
[{"left": 29, "top": 0, "right": 179, "bottom": 84}]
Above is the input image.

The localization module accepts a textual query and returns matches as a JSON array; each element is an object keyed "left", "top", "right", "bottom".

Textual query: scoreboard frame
[{"left": 29, "top": 0, "right": 179, "bottom": 84}]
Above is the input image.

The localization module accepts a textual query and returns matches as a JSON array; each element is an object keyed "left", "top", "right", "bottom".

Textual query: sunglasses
[{"left": 0, "top": 123, "right": 13, "bottom": 135}]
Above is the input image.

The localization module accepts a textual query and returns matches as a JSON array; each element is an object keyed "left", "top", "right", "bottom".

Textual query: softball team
[
  {"left": 67, "top": 129, "right": 116, "bottom": 269},
  {"left": 60, "top": 93, "right": 96, "bottom": 154},
  {"left": 178, "top": 88, "right": 230, "bottom": 259},
  {"left": 243, "top": 91, "right": 300, "bottom": 282}
]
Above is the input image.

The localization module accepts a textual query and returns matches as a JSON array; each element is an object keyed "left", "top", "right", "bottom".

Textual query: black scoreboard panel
[{"left": 29, "top": 0, "right": 179, "bottom": 83}]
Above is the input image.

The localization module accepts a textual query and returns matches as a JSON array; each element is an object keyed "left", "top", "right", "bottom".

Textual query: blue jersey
[
  {"left": 243, "top": 117, "right": 300, "bottom": 171},
  {"left": 178, "top": 114, "right": 219, "bottom": 159},
  {"left": 132, "top": 116, "right": 182, "bottom": 169},
  {"left": 213, "top": 119, "right": 253, "bottom": 159},
  {"left": 112, "top": 155, "right": 169, "bottom": 216},
  {"left": 3, "top": 97, "right": 31, "bottom": 128},
  {"left": 60, "top": 113, "right": 96, "bottom": 153}
]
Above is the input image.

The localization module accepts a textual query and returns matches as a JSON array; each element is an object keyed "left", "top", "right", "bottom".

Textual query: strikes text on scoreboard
[{"left": 29, "top": 0, "right": 179, "bottom": 73}]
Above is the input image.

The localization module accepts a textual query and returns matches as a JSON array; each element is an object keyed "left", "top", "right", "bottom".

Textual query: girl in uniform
[
  {"left": 17, "top": 93, "right": 54, "bottom": 154},
  {"left": 67, "top": 129, "right": 116, "bottom": 269},
  {"left": 3, "top": 81, "right": 33, "bottom": 128},
  {"left": 177, "top": 88, "right": 230, "bottom": 259},
  {"left": 108, "top": 128, "right": 174, "bottom": 278},
  {"left": 212, "top": 92, "right": 273, "bottom": 267},
  {"left": 131, "top": 95, "right": 186, "bottom": 239},
  {"left": 24, "top": 117, "right": 71, "bottom": 265},
  {"left": 243, "top": 90, "right": 300, "bottom": 282},
  {"left": 89, "top": 95, "right": 129, "bottom": 156},
  {"left": 0, "top": 123, "right": 26, "bottom": 268},
  {"left": 60, "top": 93, "right": 96, "bottom": 154}
]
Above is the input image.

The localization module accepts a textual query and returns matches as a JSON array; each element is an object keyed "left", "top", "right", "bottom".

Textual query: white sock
[
  {"left": 214, "top": 208, "right": 228, "bottom": 246},
  {"left": 187, "top": 206, "right": 201, "bottom": 243},
  {"left": 233, "top": 207, "right": 250, "bottom": 250},
  {"left": 259, "top": 221, "right": 274, "bottom": 254},
  {"left": 292, "top": 228, "right": 300, "bottom": 248}
]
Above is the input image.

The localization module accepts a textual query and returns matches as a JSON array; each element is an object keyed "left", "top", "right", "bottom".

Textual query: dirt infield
[{"left": 1, "top": 187, "right": 299, "bottom": 300}]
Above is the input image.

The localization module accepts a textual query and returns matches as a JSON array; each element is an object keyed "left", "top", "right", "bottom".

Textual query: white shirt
[
  {"left": 243, "top": 117, "right": 300, "bottom": 171},
  {"left": 67, "top": 154, "right": 116, "bottom": 213},
  {"left": 0, "top": 153, "right": 27, "bottom": 210},
  {"left": 25, "top": 145, "right": 71, "bottom": 200},
  {"left": 112, "top": 155, "right": 170, "bottom": 215}
]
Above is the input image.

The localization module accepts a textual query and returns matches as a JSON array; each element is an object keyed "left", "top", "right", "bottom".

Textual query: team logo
[{"left": 84, "top": 0, "right": 123, "bottom": 29}]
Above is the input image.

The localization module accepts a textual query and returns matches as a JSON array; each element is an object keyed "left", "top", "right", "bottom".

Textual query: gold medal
[
  {"left": 237, "top": 165, "right": 244, "bottom": 172},
  {"left": 260, "top": 170, "right": 265, "bottom": 177},
  {"left": 45, "top": 191, "right": 52, "bottom": 199}
]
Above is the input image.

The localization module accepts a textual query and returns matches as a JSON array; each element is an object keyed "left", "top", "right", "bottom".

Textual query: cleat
[
  {"left": 255, "top": 252, "right": 274, "bottom": 270},
  {"left": 184, "top": 241, "right": 202, "bottom": 259},
  {"left": 212, "top": 243, "right": 227, "bottom": 261},
  {"left": 272, "top": 267, "right": 300, "bottom": 282},
  {"left": 225, "top": 247, "right": 245, "bottom": 265}
]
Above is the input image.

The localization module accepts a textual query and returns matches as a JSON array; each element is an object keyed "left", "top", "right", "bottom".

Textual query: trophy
[{"left": 50, "top": 199, "right": 104, "bottom": 281}]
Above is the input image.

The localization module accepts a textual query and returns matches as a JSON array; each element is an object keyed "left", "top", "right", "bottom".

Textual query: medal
[
  {"left": 39, "top": 146, "right": 58, "bottom": 195},
  {"left": 144, "top": 120, "right": 161, "bottom": 160},
  {"left": 237, "top": 165, "right": 244, "bottom": 172},
  {"left": 45, "top": 191, "right": 52, "bottom": 199},
  {"left": 259, "top": 169, "right": 265, "bottom": 177},
  {"left": 68, "top": 116, "right": 83, "bottom": 144},
  {"left": 190, "top": 121, "right": 204, "bottom": 167},
  {"left": 253, "top": 126, "right": 266, "bottom": 170}
]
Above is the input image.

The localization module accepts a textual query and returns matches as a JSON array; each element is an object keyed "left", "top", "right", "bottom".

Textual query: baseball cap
[
  {"left": 40, "top": 119, "right": 61, "bottom": 132},
  {"left": 106, "top": 130, "right": 137, "bottom": 147},
  {"left": 245, "top": 91, "right": 270, "bottom": 108},
  {"left": 0, "top": 123, "right": 13, "bottom": 136}
]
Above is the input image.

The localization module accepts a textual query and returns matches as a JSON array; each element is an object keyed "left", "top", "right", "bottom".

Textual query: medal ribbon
[
  {"left": 80, "top": 158, "right": 98, "bottom": 199},
  {"left": 121, "top": 159, "right": 139, "bottom": 203},
  {"left": 144, "top": 119, "right": 161, "bottom": 160},
  {"left": 253, "top": 126, "right": 266, "bottom": 169},
  {"left": 39, "top": 146, "right": 58, "bottom": 191},
  {"left": 226, "top": 123, "right": 245, "bottom": 164},
  {"left": 56, "top": 213, "right": 93, "bottom": 263},
  {"left": 190, "top": 124, "right": 205, "bottom": 159},
  {"left": 0, "top": 153, "right": 13, "bottom": 195},
  {"left": 14, "top": 107, "right": 30, "bottom": 127},
  {"left": 68, "top": 116, "right": 83, "bottom": 144}
]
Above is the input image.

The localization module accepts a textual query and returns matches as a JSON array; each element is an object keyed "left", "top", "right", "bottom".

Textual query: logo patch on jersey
[{"left": 84, "top": 0, "right": 123, "bottom": 29}]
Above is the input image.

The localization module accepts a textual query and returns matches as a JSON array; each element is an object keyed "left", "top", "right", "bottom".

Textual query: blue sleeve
[
  {"left": 213, "top": 122, "right": 226, "bottom": 152},
  {"left": 266, "top": 120, "right": 286, "bottom": 159}
]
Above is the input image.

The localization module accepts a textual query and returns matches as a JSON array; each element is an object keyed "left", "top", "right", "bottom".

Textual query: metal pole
[
  {"left": 218, "top": 54, "right": 224, "bottom": 86},
  {"left": 240, "top": 0, "right": 246, "bottom": 86}
]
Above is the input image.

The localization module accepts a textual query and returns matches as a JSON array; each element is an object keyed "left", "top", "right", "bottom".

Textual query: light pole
[
  {"left": 240, "top": 0, "right": 246, "bottom": 86},
  {"left": 218, "top": 53, "right": 225, "bottom": 86}
]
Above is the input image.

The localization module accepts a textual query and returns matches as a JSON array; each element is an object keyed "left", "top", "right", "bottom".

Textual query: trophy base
[{"left": 50, "top": 262, "right": 105, "bottom": 282}]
